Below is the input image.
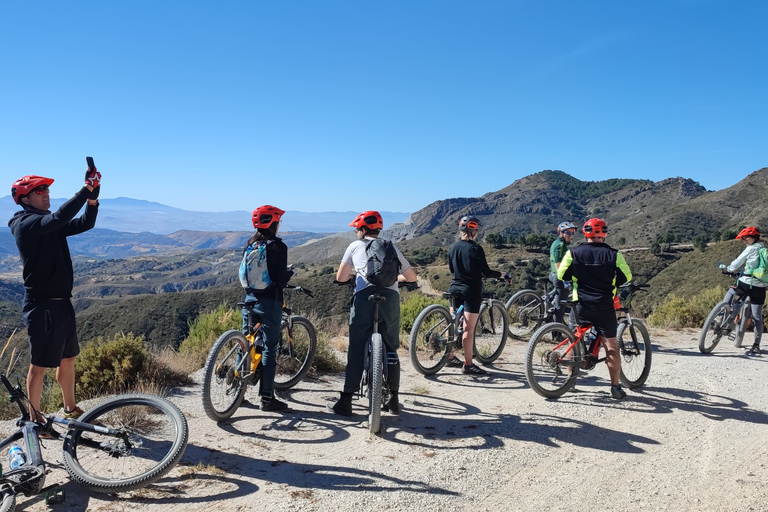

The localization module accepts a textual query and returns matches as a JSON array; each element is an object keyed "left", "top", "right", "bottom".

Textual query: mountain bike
[
  {"left": 201, "top": 285, "right": 317, "bottom": 422},
  {"left": 0, "top": 373, "right": 188, "bottom": 510},
  {"left": 409, "top": 284, "right": 509, "bottom": 375},
  {"left": 525, "top": 283, "right": 651, "bottom": 398},
  {"left": 335, "top": 280, "right": 417, "bottom": 434},
  {"left": 505, "top": 276, "right": 572, "bottom": 340},
  {"left": 698, "top": 268, "right": 753, "bottom": 354}
]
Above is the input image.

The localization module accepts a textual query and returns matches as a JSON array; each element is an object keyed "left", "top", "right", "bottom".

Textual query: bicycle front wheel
[
  {"left": 201, "top": 330, "right": 250, "bottom": 421},
  {"left": 369, "top": 334, "right": 384, "bottom": 434},
  {"left": 409, "top": 304, "right": 453, "bottom": 375},
  {"left": 63, "top": 394, "right": 188, "bottom": 494},
  {"left": 474, "top": 299, "right": 509, "bottom": 364},
  {"left": 274, "top": 316, "right": 317, "bottom": 390},
  {"left": 617, "top": 320, "right": 652, "bottom": 388},
  {"left": 0, "top": 486, "right": 15, "bottom": 512},
  {"left": 698, "top": 301, "right": 729, "bottom": 354},
  {"left": 525, "top": 323, "right": 581, "bottom": 399},
  {"left": 506, "top": 290, "right": 545, "bottom": 340}
]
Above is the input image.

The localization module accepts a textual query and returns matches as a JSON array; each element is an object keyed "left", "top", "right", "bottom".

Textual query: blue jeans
[{"left": 242, "top": 294, "right": 283, "bottom": 398}]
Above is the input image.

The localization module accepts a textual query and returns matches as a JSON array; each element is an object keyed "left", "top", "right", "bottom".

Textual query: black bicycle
[
  {"left": 699, "top": 267, "right": 754, "bottom": 354},
  {"left": 505, "top": 276, "right": 572, "bottom": 340},
  {"left": 0, "top": 374, "right": 188, "bottom": 510}
]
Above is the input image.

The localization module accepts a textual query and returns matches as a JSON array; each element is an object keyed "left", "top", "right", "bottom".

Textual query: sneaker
[
  {"left": 610, "top": 385, "right": 627, "bottom": 400},
  {"left": 260, "top": 396, "right": 289, "bottom": 412},
  {"left": 327, "top": 392, "right": 354, "bottom": 417},
  {"left": 63, "top": 406, "right": 85, "bottom": 420},
  {"left": 446, "top": 356, "right": 464, "bottom": 368},
  {"left": 462, "top": 363, "right": 488, "bottom": 376},
  {"left": 746, "top": 345, "right": 761, "bottom": 356},
  {"left": 382, "top": 392, "right": 399, "bottom": 415}
]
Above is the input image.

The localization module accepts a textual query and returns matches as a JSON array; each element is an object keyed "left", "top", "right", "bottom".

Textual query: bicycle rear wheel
[
  {"left": 369, "top": 334, "right": 384, "bottom": 434},
  {"left": 506, "top": 290, "right": 545, "bottom": 340},
  {"left": 698, "top": 302, "right": 729, "bottom": 354},
  {"left": 274, "top": 316, "right": 317, "bottom": 390},
  {"left": 617, "top": 320, "right": 652, "bottom": 388},
  {"left": 409, "top": 304, "right": 453, "bottom": 375},
  {"left": 525, "top": 323, "right": 581, "bottom": 398},
  {"left": 474, "top": 299, "right": 509, "bottom": 364},
  {"left": 201, "top": 330, "right": 250, "bottom": 421},
  {"left": 63, "top": 394, "right": 188, "bottom": 494},
  {"left": 0, "top": 486, "right": 14, "bottom": 512}
]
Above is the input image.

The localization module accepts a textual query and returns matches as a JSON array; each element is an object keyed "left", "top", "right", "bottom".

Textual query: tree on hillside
[
  {"left": 485, "top": 233, "right": 505, "bottom": 248},
  {"left": 692, "top": 234, "right": 710, "bottom": 252}
]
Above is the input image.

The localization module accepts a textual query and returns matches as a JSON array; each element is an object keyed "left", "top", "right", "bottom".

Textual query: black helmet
[{"left": 459, "top": 215, "right": 480, "bottom": 232}]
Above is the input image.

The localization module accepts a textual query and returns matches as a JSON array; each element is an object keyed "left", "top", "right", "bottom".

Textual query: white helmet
[{"left": 558, "top": 221, "right": 576, "bottom": 233}]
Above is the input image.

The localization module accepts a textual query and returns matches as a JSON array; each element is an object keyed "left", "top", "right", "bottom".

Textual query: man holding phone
[{"left": 8, "top": 159, "right": 101, "bottom": 421}]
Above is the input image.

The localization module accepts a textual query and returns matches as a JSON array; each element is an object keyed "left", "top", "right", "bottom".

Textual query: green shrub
[
  {"left": 313, "top": 331, "right": 345, "bottom": 373},
  {"left": 649, "top": 286, "right": 726, "bottom": 328},
  {"left": 76, "top": 333, "right": 150, "bottom": 396},
  {"left": 178, "top": 303, "right": 241, "bottom": 368},
  {"left": 400, "top": 293, "right": 449, "bottom": 335}
]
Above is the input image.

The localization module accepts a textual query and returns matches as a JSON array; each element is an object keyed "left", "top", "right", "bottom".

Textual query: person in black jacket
[
  {"left": 239, "top": 205, "right": 293, "bottom": 412},
  {"left": 447, "top": 215, "right": 509, "bottom": 375},
  {"left": 8, "top": 168, "right": 100, "bottom": 422},
  {"left": 558, "top": 218, "right": 632, "bottom": 399}
]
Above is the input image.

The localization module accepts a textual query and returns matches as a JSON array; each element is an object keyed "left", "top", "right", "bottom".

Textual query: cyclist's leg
[
  {"left": 462, "top": 312, "right": 479, "bottom": 364},
  {"left": 251, "top": 296, "right": 284, "bottom": 403},
  {"left": 377, "top": 289, "right": 401, "bottom": 392},
  {"left": 344, "top": 288, "right": 375, "bottom": 393},
  {"left": 748, "top": 286, "right": 765, "bottom": 352},
  {"left": 549, "top": 272, "right": 566, "bottom": 324},
  {"left": 581, "top": 305, "right": 623, "bottom": 396}
]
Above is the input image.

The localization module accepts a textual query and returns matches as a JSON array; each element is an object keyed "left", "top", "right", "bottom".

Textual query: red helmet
[
  {"left": 736, "top": 227, "right": 760, "bottom": 239},
  {"left": 11, "top": 175, "right": 54, "bottom": 205},
  {"left": 349, "top": 211, "right": 383, "bottom": 230},
  {"left": 252, "top": 205, "right": 285, "bottom": 229},
  {"left": 583, "top": 218, "right": 608, "bottom": 238}
]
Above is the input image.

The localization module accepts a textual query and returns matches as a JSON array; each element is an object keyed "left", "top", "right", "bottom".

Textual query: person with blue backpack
[
  {"left": 328, "top": 211, "right": 417, "bottom": 417},
  {"left": 720, "top": 226, "right": 766, "bottom": 355},
  {"left": 239, "top": 205, "right": 293, "bottom": 411}
]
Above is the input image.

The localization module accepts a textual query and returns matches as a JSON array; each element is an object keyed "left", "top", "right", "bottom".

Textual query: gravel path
[{"left": 5, "top": 327, "right": 768, "bottom": 512}]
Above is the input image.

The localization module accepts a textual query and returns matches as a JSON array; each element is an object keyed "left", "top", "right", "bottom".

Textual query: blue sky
[{"left": 1, "top": 0, "right": 765, "bottom": 214}]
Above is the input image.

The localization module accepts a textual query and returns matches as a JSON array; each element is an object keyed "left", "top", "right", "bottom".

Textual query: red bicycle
[{"left": 525, "top": 283, "right": 652, "bottom": 399}]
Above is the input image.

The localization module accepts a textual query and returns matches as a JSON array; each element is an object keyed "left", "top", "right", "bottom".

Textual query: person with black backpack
[
  {"left": 328, "top": 211, "right": 417, "bottom": 417},
  {"left": 238, "top": 205, "right": 294, "bottom": 412},
  {"left": 446, "top": 215, "right": 510, "bottom": 375}
]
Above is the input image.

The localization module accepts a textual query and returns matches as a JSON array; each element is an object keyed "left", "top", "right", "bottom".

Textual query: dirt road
[{"left": 7, "top": 327, "right": 768, "bottom": 512}]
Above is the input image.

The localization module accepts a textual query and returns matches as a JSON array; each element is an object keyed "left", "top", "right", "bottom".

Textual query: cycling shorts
[
  {"left": 22, "top": 298, "right": 80, "bottom": 368},
  {"left": 449, "top": 286, "right": 483, "bottom": 314},
  {"left": 574, "top": 303, "right": 618, "bottom": 339}
]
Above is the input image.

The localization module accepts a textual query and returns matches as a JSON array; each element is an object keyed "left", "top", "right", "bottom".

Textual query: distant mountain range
[{"left": 0, "top": 196, "right": 410, "bottom": 234}]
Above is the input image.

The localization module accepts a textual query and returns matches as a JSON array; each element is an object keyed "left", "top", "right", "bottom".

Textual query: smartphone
[{"left": 86, "top": 156, "right": 96, "bottom": 171}]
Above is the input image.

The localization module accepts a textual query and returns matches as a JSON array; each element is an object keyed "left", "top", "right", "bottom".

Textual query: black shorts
[
  {"left": 735, "top": 280, "right": 767, "bottom": 305},
  {"left": 449, "top": 286, "right": 483, "bottom": 314},
  {"left": 22, "top": 298, "right": 80, "bottom": 368},
  {"left": 574, "top": 303, "right": 618, "bottom": 339}
]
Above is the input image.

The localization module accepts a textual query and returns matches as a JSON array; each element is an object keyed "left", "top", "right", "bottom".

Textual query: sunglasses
[
  {"left": 563, "top": 230, "right": 576, "bottom": 235},
  {"left": 33, "top": 185, "right": 50, "bottom": 195}
]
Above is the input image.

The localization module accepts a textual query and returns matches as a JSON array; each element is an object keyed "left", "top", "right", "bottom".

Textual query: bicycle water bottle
[{"left": 8, "top": 445, "right": 25, "bottom": 470}]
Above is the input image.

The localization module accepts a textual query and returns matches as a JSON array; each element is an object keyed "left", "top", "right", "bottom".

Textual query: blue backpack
[{"left": 239, "top": 241, "right": 273, "bottom": 290}]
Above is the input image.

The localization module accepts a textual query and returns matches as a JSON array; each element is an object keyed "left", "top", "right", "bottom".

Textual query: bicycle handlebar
[{"left": 286, "top": 285, "right": 314, "bottom": 298}]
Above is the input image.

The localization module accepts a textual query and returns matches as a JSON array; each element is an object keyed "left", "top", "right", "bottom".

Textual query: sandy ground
[{"left": 4, "top": 326, "right": 768, "bottom": 512}]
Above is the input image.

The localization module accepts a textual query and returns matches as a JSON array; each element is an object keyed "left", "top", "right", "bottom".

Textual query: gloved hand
[
  {"left": 88, "top": 186, "right": 100, "bottom": 200},
  {"left": 503, "top": 272, "right": 512, "bottom": 281},
  {"left": 85, "top": 167, "right": 101, "bottom": 188}
]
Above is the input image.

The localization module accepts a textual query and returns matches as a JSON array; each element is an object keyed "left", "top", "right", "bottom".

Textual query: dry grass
[{"left": 410, "top": 384, "right": 430, "bottom": 395}]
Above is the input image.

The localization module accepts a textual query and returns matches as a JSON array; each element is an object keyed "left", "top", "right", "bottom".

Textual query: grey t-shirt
[{"left": 341, "top": 237, "right": 412, "bottom": 293}]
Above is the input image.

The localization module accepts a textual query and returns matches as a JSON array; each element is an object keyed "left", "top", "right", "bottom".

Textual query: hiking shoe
[
  {"left": 63, "top": 406, "right": 85, "bottom": 420},
  {"left": 746, "top": 345, "right": 761, "bottom": 356},
  {"left": 462, "top": 363, "right": 488, "bottom": 376},
  {"left": 610, "top": 385, "right": 627, "bottom": 400},
  {"left": 382, "top": 392, "right": 399, "bottom": 415},
  {"left": 327, "top": 392, "right": 354, "bottom": 417},
  {"left": 446, "top": 356, "right": 463, "bottom": 368},
  {"left": 260, "top": 396, "right": 289, "bottom": 412}
]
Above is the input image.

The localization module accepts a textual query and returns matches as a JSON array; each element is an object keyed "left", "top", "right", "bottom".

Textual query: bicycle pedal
[{"left": 727, "top": 332, "right": 736, "bottom": 341}]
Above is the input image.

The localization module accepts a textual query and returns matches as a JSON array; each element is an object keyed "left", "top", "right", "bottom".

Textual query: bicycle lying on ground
[
  {"left": 0, "top": 373, "right": 188, "bottom": 510},
  {"left": 698, "top": 268, "right": 753, "bottom": 354},
  {"left": 525, "top": 283, "right": 652, "bottom": 398},
  {"left": 201, "top": 285, "right": 317, "bottom": 421},
  {"left": 409, "top": 282, "right": 509, "bottom": 375},
  {"left": 505, "top": 276, "right": 572, "bottom": 339},
  {"left": 336, "top": 280, "right": 418, "bottom": 434}
]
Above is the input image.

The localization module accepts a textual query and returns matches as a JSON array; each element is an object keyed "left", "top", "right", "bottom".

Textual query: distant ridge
[{"left": 0, "top": 195, "right": 409, "bottom": 234}]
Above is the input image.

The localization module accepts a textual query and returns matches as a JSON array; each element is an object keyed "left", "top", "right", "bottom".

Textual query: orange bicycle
[{"left": 525, "top": 283, "right": 651, "bottom": 398}]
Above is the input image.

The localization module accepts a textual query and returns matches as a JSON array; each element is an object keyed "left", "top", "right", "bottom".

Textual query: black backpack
[{"left": 365, "top": 238, "right": 401, "bottom": 288}]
